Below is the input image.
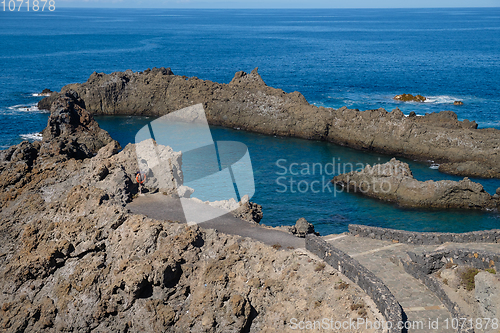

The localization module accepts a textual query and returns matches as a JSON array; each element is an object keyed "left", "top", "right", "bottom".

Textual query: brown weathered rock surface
[
  {"left": 41, "top": 91, "right": 117, "bottom": 157},
  {"left": 332, "top": 158, "right": 499, "bottom": 210},
  {"left": 393, "top": 94, "right": 426, "bottom": 102},
  {"left": 1, "top": 95, "right": 383, "bottom": 332},
  {"left": 289, "top": 218, "right": 317, "bottom": 238},
  {"left": 38, "top": 68, "right": 500, "bottom": 178}
]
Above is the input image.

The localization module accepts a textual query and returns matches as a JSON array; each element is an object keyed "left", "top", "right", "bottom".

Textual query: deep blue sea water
[{"left": 1, "top": 8, "right": 500, "bottom": 234}]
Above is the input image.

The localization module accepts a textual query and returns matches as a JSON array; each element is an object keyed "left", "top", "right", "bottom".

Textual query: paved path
[
  {"left": 128, "top": 194, "right": 500, "bottom": 332},
  {"left": 323, "top": 234, "right": 500, "bottom": 333},
  {"left": 127, "top": 193, "right": 305, "bottom": 249}
]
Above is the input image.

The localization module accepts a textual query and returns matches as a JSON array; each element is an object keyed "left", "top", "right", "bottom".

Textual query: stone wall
[
  {"left": 407, "top": 249, "right": 499, "bottom": 274},
  {"left": 306, "top": 234, "right": 405, "bottom": 333},
  {"left": 349, "top": 225, "right": 500, "bottom": 245},
  {"left": 400, "top": 259, "right": 475, "bottom": 333}
]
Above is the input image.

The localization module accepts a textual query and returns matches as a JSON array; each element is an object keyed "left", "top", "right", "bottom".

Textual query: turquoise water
[
  {"left": 96, "top": 116, "right": 500, "bottom": 235},
  {"left": 1, "top": 8, "right": 500, "bottom": 233}
]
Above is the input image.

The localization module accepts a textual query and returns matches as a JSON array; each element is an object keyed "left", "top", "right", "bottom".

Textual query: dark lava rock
[
  {"left": 41, "top": 91, "right": 117, "bottom": 156},
  {"left": 289, "top": 218, "right": 317, "bottom": 238}
]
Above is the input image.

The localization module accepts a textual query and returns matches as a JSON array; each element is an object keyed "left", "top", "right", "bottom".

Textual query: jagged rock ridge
[
  {"left": 39, "top": 68, "right": 500, "bottom": 178},
  {"left": 1, "top": 94, "right": 383, "bottom": 332}
]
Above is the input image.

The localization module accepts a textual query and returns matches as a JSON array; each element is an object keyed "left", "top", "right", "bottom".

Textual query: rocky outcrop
[
  {"left": 393, "top": 94, "right": 426, "bottom": 102},
  {"left": 41, "top": 91, "right": 117, "bottom": 157},
  {"left": 231, "top": 196, "right": 263, "bottom": 223},
  {"left": 438, "top": 160, "right": 500, "bottom": 179},
  {"left": 411, "top": 110, "right": 477, "bottom": 129},
  {"left": 289, "top": 218, "right": 317, "bottom": 238},
  {"left": 1, "top": 96, "right": 383, "bottom": 332},
  {"left": 454, "top": 101, "right": 464, "bottom": 106},
  {"left": 38, "top": 68, "right": 500, "bottom": 179},
  {"left": 332, "top": 158, "right": 499, "bottom": 209}
]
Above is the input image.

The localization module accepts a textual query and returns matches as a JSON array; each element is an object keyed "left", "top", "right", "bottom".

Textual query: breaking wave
[
  {"left": 20, "top": 132, "right": 43, "bottom": 141},
  {"left": 423, "top": 95, "right": 460, "bottom": 104}
]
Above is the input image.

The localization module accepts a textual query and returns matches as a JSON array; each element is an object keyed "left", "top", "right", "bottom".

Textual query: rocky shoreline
[
  {"left": 39, "top": 67, "right": 500, "bottom": 179},
  {"left": 1, "top": 93, "right": 385, "bottom": 332},
  {"left": 332, "top": 158, "right": 500, "bottom": 210}
]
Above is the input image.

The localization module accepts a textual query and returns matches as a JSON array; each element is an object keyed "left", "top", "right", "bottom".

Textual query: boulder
[
  {"left": 231, "top": 200, "right": 263, "bottom": 223},
  {"left": 289, "top": 217, "right": 316, "bottom": 238},
  {"left": 134, "top": 139, "right": 183, "bottom": 195},
  {"left": 332, "top": 158, "right": 499, "bottom": 210},
  {"left": 454, "top": 101, "right": 464, "bottom": 106},
  {"left": 177, "top": 185, "right": 194, "bottom": 198}
]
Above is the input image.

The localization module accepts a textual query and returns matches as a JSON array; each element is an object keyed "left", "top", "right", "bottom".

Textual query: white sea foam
[
  {"left": 476, "top": 121, "right": 500, "bottom": 128},
  {"left": 429, "top": 164, "right": 440, "bottom": 170},
  {"left": 403, "top": 113, "right": 424, "bottom": 117},
  {"left": 32, "top": 93, "right": 51, "bottom": 97},
  {"left": 20, "top": 133, "right": 43, "bottom": 141},
  {"left": 423, "top": 95, "right": 459, "bottom": 104},
  {"left": 8, "top": 104, "right": 41, "bottom": 112}
]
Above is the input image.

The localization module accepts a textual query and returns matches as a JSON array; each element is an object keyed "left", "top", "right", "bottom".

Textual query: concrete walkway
[
  {"left": 323, "top": 234, "right": 500, "bottom": 333},
  {"left": 127, "top": 193, "right": 305, "bottom": 249},
  {"left": 127, "top": 194, "right": 500, "bottom": 332}
]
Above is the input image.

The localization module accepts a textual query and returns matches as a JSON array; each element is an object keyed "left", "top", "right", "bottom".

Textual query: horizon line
[{"left": 53, "top": 6, "right": 500, "bottom": 9}]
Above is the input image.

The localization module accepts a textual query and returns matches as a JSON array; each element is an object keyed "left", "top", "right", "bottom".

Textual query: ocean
[{"left": 1, "top": 8, "right": 500, "bottom": 234}]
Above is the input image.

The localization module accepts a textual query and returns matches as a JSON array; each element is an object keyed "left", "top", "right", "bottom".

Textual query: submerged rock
[
  {"left": 394, "top": 94, "right": 427, "bottom": 102},
  {"left": 332, "top": 158, "right": 499, "bottom": 210}
]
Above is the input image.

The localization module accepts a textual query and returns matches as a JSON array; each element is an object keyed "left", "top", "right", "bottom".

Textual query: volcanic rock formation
[
  {"left": 38, "top": 68, "right": 500, "bottom": 178},
  {"left": 332, "top": 158, "right": 499, "bottom": 210},
  {"left": 1, "top": 94, "right": 382, "bottom": 332}
]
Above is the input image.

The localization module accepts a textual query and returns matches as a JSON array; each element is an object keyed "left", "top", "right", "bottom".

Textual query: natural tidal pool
[{"left": 96, "top": 115, "right": 500, "bottom": 235}]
